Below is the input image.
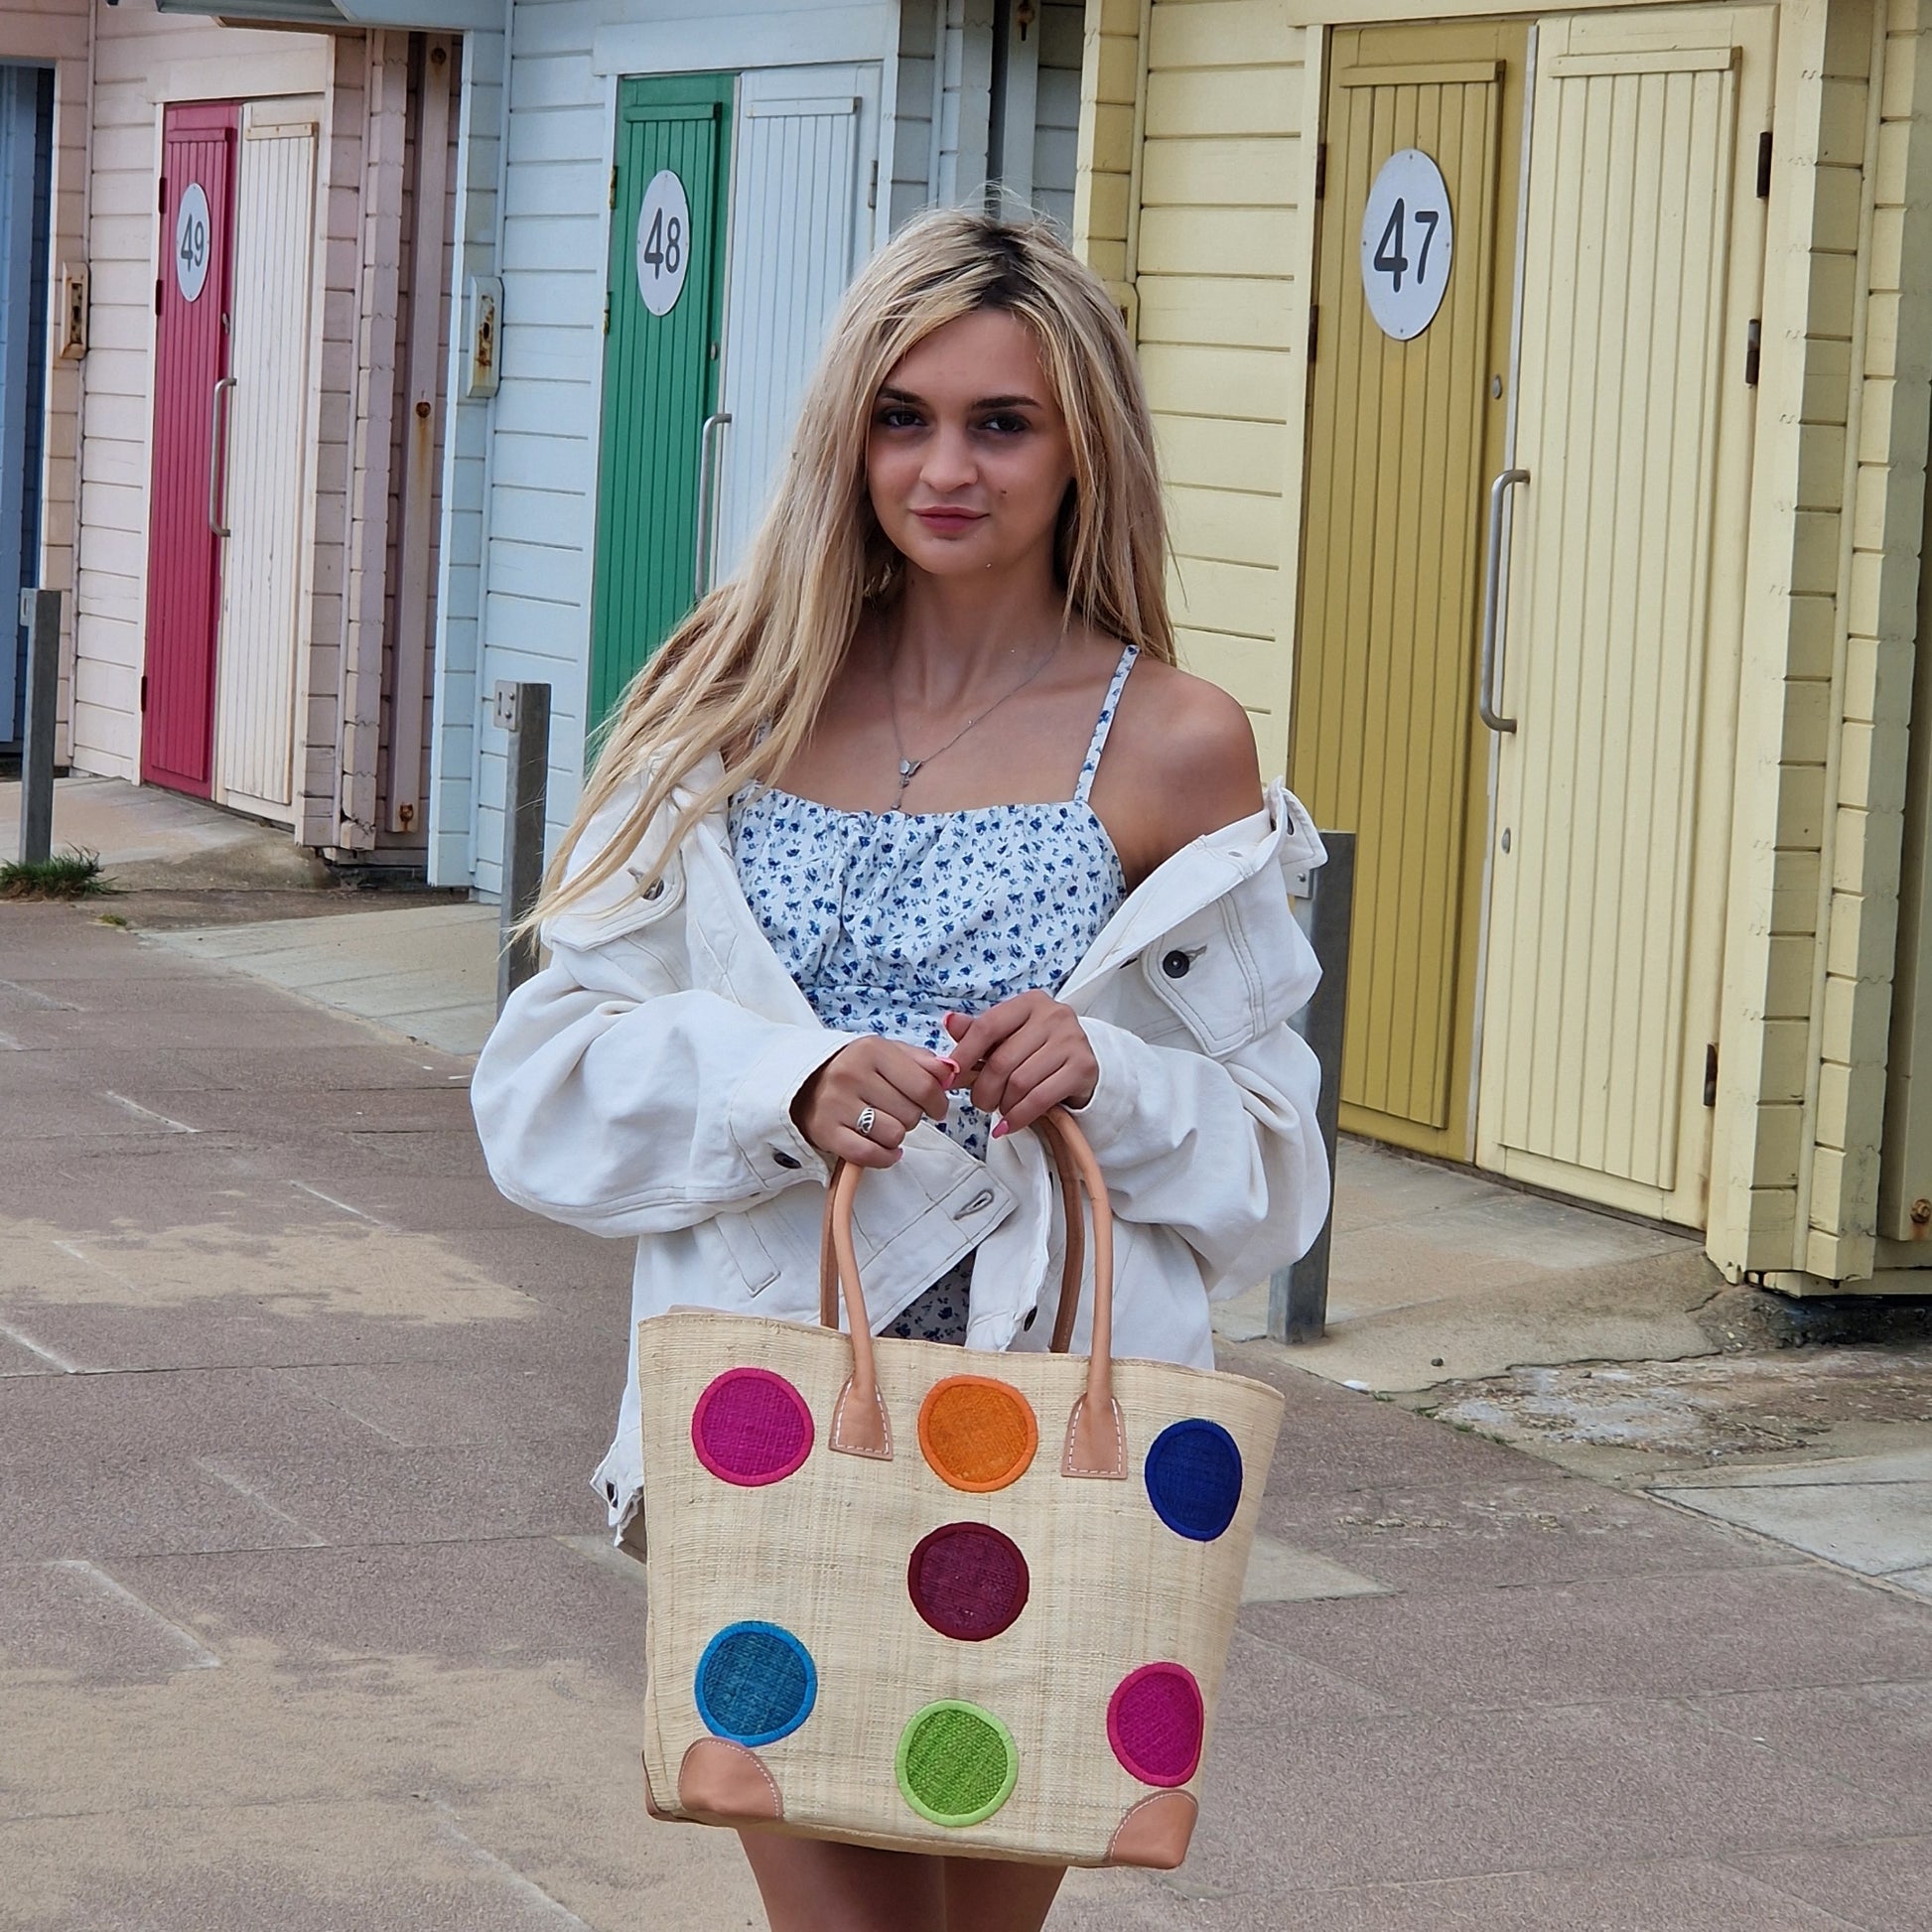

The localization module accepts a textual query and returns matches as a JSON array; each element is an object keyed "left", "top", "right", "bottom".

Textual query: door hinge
[
  {"left": 603, "top": 294, "right": 611, "bottom": 337},
  {"left": 158, "top": 176, "right": 167, "bottom": 212},
  {"left": 868, "top": 158, "right": 878, "bottom": 210},
  {"left": 1307, "top": 303, "right": 1319, "bottom": 365},
  {"left": 140, "top": 673, "right": 148, "bottom": 714},
  {"left": 609, "top": 165, "right": 618, "bottom": 209},
  {"left": 1744, "top": 318, "right": 1761, "bottom": 387},
  {"left": 1313, "top": 142, "right": 1326, "bottom": 203},
  {"left": 1756, "top": 130, "right": 1773, "bottom": 199},
  {"left": 154, "top": 277, "right": 163, "bottom": 317},
  {"left": 1704, "top": 1042, "right": 1719, "bottom": 1107}
]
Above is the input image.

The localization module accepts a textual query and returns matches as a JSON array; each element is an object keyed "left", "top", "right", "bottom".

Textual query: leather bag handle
[
  {"left": 817, "top": 1117, "right": 1086, "bottom": 1353},
  {"left": 815, "top": 1107, "right": 1125, "bottom": 1478}
]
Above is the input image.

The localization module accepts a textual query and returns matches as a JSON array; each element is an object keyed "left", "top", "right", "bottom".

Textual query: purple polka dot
[
  {"left": 1108, "top": 1663, "right": 1203, "bottom": 1787},
  {"left": 692, "top": 1368, "right": 813, "bottom": 1487},
  {"left": 906, "top": 1522, "right": 1030, "bottom": 1641}
]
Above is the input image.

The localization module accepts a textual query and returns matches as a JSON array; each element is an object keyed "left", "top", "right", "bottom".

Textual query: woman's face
[{"left": 866, "top": 307, "right": 1075, "bottom": 583}]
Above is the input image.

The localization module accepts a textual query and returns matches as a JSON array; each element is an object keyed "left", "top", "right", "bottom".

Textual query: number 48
[
  {"left": 642, "top": 207, "right": 684, "bottom": 278},
  {"left": 1373, "top": 197, "right": 1441, "bottom": 292}
]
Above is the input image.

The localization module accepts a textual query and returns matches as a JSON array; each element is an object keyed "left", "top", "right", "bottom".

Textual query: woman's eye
[
  {"left": 877, "top": 406, "right": 923, "bottom": 430},
  {"left": 979, "top": 414, "right": 1028, "bottom": 436}
]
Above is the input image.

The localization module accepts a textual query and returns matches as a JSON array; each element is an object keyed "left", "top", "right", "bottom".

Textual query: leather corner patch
[
  {"left": 677, "top": 1737, "right": 784, "bottom": 1823},
  {"left": 1106, "top": 1789, "right": 1197, "bottom": 1869},
  {"left": 1061, "top": 1392, "right": 1128, "bottom": 1478},
  {"left": 829, "top": 1374, "right": 894, "bottom": 1459}
]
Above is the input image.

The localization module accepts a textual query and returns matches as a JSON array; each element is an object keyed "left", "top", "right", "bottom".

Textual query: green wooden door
[{"left": 588, "top": 74, "right": 732, "bottom": 732}]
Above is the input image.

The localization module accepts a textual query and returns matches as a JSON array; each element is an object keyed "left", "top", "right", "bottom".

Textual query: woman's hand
[
  {"left": 792, "top": 1037, "right": 955, "bottom": 1170},
  {"left": 944, "top": 992, "right": 1098, "bottom": 1136}
]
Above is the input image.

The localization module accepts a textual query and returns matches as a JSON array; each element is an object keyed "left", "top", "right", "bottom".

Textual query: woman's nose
[{"left": 920, "top": 424, "right": 977, "bottom": 492}]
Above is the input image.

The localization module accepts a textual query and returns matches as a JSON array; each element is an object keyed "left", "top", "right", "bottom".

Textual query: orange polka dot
[{"left": 917, "top": 1377, "right": 1038, "bottom": 1492}]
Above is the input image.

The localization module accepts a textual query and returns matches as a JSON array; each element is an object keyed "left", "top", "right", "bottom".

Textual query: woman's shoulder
[{"left": 1101, "top": 653, "right": 1265, "bottom": 865}]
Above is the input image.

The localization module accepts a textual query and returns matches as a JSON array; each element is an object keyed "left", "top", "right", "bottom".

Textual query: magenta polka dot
[
  {"left": 1107, "top": 1663, "right": 1203, "bottom": 1787},
  {"left": 691, "top": 1368, "right": 814, "bottom": 1487}
]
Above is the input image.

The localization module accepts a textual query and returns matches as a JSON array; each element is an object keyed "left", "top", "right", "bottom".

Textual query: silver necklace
[{"left": 884, "top": 627, "right": 1062, "bottom": 810}]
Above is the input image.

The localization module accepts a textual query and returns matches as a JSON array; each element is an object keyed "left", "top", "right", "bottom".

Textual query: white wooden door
[
  {"left": 1476, "top": 9, "right": 1775, "bottom": 1224},
  {"left": 709, "top": 65, "right": 879, "bottom": 582},
  {"left": 211, "top": 100, "right": 319, "bottom": 819}
]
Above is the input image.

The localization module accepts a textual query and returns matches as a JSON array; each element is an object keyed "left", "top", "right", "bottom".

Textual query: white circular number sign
[
  {"left": 175, "top": 183, "right": 212, "bottom": 305},
  {"left": 635, "top": 169, "right": 691, "bottom": 317},
  {"left": 1360, "top": 150, "right": 1453, "bottom": 341}
]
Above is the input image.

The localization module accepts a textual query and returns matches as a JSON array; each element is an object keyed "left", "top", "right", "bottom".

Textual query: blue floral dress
[{"left": 731, "top": 644, "right": 1139, "bottom": 1340}]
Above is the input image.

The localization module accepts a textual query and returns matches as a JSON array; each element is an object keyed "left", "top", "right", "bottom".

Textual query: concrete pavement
[{"left": 5, "top": 897, "right": 1931, "bottom": 1928}]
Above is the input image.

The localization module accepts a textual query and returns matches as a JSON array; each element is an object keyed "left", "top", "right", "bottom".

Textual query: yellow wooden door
[
  {"left": 1291, "top": 21, "right": 1527, "bottom": 1160},
  {"left": 1476, "top": 6, "right": 1775, "bottom": 1224}
]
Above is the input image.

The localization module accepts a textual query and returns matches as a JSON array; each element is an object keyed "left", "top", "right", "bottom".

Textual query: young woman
[{"left": 472, "top": 209, "right": 1329, "bottom": 1932}]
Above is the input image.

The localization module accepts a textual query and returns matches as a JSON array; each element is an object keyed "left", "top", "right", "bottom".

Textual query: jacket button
[
  {"left": 772, "top": 1150, "right": 801, "bottom": 1170},
  {"left": 1162, "top": 949, "right": 1192, "bottom": 979}
]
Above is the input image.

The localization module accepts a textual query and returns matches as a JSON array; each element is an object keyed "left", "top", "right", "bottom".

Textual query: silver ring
[{"left": 855, "top": 1105, "right": 878, "bottom": 1139}]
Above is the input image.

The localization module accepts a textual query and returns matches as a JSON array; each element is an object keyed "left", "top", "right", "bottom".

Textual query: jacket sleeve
[
  {"left": 470, "top": 932, "right": 855, "bottom": 1239},
  {"left": 1065, "top": 1015, "right": 1328, "bottom": 1296}
]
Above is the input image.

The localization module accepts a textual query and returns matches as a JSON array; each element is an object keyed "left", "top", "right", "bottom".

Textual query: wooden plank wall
[
  {"left": 1032, "top": 0, "right": 1084, "bottom": 231},
  {"left": 427, "top": 23, "right": 505, "bottom": 885},
  {"left": 1112, "top": 0, "right": 1308, "bottom": 776},
  {"left": 1795, "top": 0, "right": 1932, "bottom": 1281},
  {"left": 892, "top": 0, "right": 940, "bottom": 228}
]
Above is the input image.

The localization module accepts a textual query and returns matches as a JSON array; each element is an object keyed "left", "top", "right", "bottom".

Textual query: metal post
[
  {"left": 1270, "top": 830, "right": 1355, "bottom": 1345},
  {"left": 494, "top": 680, "right": 551, "bottom": 1008},
  {"left": 17, "top": 589, "right": 61, "bottom": 867}
]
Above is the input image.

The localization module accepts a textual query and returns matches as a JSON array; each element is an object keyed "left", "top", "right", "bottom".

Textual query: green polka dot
[{"left": 895, "top": 1701, "right": 1019, "bottom": 1828}]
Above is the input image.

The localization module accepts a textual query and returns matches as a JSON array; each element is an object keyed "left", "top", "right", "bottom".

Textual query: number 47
[{"left": 1373, "top": 199, "right": 1441, "bottom": 292}]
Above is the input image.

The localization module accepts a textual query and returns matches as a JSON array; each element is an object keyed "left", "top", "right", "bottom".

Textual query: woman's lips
[{"left": 912, "top": 508, "right": 986, "bottom": 533}]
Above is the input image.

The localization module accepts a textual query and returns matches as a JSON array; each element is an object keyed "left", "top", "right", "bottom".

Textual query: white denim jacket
[{"left": 470, "top": 756, "right": 1330, "bottom": 1522}]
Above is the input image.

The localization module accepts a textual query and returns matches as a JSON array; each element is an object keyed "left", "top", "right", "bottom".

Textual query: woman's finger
[
  {"left": 822, "top": 1124, "right": 900, "bottom": 1170},
  {"left": 997, "top": 1053, "right": 1089, "bottom": 1135},
  {"left": 969, "top": 1019, "right": 1052, "bottom": 1116},
  {"left": 875, "top": 1045, "right": 953, "bottom": 1122}
]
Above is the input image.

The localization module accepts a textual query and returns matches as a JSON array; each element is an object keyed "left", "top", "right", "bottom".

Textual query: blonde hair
[{"left": 528, "top": 206, "right": 1173, "bottom": 929}]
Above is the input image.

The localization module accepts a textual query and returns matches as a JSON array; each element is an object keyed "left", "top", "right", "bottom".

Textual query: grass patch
[{"left": 0, "top": 848, "right": 114, "bottom": 900}]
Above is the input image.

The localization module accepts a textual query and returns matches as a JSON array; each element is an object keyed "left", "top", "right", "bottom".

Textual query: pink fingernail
[
  {"left": 991, "top": 1120, "right": 1010, "bottom": 1140},
  {"left": 937, "top": 1056, "right": 961, "bottom": 1079}
]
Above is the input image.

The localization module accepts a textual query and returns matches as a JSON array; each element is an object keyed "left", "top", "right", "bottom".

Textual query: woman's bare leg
[
  {"left": 737, "top": 1832, "right": 946, "bottom": 1932},
  {"left": 943, "top": 1857, "right": 1066, "bottom": 1931}
]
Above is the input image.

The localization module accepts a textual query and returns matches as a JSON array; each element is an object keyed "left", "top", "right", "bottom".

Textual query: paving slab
[
  {"left": 149, "top": 903, "right": 499, "bottom": 1056},
  {"left": 1242, "top": 1561, "right": 1932, "bottom": 1713},
  {"left": 1688, "top": 1681, "right": 1932, "bottom": 1814},
  {"left": 1732, "top": 1835, "right": 1932, "bottom": 1932},
  {"left": 1654, "top": 1476, "right": 1932, "bottom": 1581},
  {"left": 1054, "top": 1857, "right": 1867, "bottom": 1931}
]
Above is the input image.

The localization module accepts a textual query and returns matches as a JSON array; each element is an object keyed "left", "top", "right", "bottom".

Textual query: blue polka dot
[
  {"left": 1144, "top": 1419, "right": 1244, "bottom": 1542},
  {"left": 695, "top": 1621, "right": 817, "bottom": 1746}
]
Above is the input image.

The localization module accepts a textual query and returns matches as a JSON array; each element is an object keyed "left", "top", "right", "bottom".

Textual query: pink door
[{"left": 142, "top": 102, "right": 237, "bottom": 797}]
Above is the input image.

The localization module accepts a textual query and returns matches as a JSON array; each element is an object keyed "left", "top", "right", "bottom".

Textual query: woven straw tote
[{"left": 635, "top": 1108, "right": 1285, "bottom": 1867}]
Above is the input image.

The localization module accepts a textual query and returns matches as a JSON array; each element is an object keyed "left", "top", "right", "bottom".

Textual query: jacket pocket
[{"left": 713, "top": 1199, "right": 782, "bottom": 1299}]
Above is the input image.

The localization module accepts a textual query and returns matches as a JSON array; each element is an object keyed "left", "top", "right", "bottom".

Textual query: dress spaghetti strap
[{"left": 1073, "top": 644, "right": 1140, "bottom": 804}]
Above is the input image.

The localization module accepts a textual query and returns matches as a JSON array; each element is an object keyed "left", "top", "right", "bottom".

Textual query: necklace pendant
[{"left": 898, "top": 758, "right": 920, "bottom": 782}]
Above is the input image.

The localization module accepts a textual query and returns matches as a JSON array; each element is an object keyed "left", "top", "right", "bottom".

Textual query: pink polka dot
[
  {"left": 1107, "top": 1663, "right": 1203, "bottom": 1787},
  {"left": 691, "top": 1368, "right": 813, "bottom": 1486}
]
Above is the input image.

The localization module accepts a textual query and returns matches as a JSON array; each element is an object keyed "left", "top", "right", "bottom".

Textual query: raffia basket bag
[{"left": 634, "top": 1108, "right": 1285, "bottom": 1867}]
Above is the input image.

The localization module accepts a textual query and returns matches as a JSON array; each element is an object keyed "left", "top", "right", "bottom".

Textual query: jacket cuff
[
  {"left": 1063, "top": 1017, "right": 1143, "bottom": 1155},
  {"left": 727, "top": 1025, "right": 857, "bottom": 1187}
]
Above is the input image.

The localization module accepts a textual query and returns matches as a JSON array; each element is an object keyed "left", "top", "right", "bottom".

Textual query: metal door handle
[
  {"left": 1478, "top": 467, "right": 1529, "bottom": 734},
  {"left": 693, "top": 410, "right": 731, "bottom": 600},
  {"left": 207, "top": 376, "right": 237, "bottom": 538}
]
